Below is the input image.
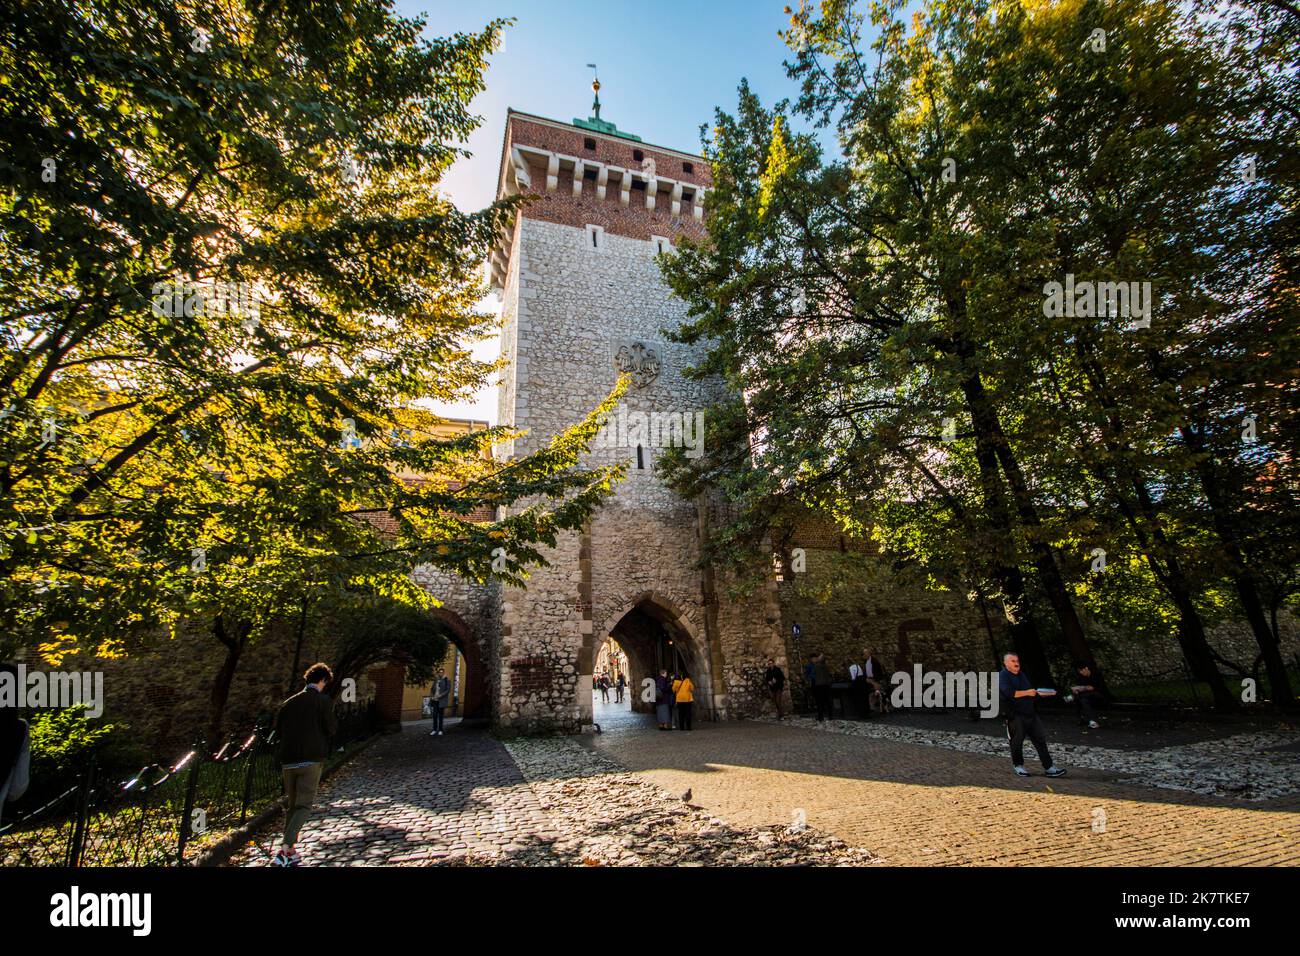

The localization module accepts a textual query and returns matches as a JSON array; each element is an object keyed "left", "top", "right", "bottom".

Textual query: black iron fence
[{"left": 1, "top": 700, "right": 379, "bottom": 867}]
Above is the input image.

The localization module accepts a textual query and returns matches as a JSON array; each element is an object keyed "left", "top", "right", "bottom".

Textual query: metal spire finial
[{"left": 586, "top": 63, "right": 601, "bottom": 119}]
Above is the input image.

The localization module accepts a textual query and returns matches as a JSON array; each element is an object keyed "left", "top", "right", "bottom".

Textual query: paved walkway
[
  {"left": 587, "top": 702, "right": 1300, "bottom": 866},
  {"left": 233, "top": 716, "right": 870, "bottom": 866},
  {"left": 232, "top": 701, "right": 1300, "bottom": 867},
  {"left": 235, "top": 722, "right": 559, "bottom": 865}
]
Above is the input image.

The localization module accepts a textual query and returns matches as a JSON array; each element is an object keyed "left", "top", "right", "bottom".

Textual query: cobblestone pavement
[
  {"left": 232, "top": 717, "right": 872, "bottom": 867},
  {"left": 231, "top": 703, "right": 1300, "bottom": 867},
  {"left": 587, "top": 702, "right": 1300, "bottom": 866},
  {"left": 770, "top": 715, "right": 1300, "bottom": 800},
  {"left": 233, "top": 721, "right": 557, "bottom": 866}
]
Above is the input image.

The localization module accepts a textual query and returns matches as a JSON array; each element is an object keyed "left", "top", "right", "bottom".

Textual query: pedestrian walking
[
  {"left": 999, "top": 653, "right": 1066, "bottom": 778},
  {"left": 615, "top": 672, "right": 626, "bottom": 703},
  {"left": 655, "top": 669, "right": 673, "bottom": 730},
  {"left": 272, "top": 662, "right": 339, "bottom": 866},
  {"left": 0, "top": 663, "right": 31, "bottom": 824},
  {"left": 428, "top": 667, "right": 450, "bottom": 736},
  {"left": 673, "top": 673, "right": 695, "bottom": 731},
  {"left": 763, "top": 659, "right": 786, "bottom": 719},
  {"left": 811, "top": 652, "right": 833, "bottom": 722}
]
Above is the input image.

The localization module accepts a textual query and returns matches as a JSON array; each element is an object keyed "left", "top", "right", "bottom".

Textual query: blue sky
[
  {"left": 395, "top": 0, "right": 814, "bottom": 421},
  {"left": 398, "top": 0, "right": 811, "bottom": 212}
]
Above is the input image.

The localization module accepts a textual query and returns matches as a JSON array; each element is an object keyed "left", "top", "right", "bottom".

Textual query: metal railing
[{"left": 1, "top": 700, "right": 378, "bottom": 867}]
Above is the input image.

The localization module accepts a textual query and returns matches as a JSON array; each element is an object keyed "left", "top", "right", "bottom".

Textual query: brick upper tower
[{"left": 488, "top": 108, "right": 711, "bottom": 292}]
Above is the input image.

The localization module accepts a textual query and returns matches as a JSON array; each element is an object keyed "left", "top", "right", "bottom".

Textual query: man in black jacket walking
[{"left": 272, "top": 662, "right": 338, "bottom": 866}]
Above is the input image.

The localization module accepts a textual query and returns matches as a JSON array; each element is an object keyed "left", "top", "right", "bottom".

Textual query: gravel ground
[{"left": 491, "top": 735, "right": 880, "bottom": 866}]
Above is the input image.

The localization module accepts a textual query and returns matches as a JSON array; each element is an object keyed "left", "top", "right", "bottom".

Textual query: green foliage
[
  {"left": 0, "top": 1, "right": 623, "bottom": 666},
  {"left": 27, "top": 704, "right": 118, "bottom": 780},
  {"left": 660, "top": 0, "right": 1297, "bottom": 697},
  {"left": 327, "top": 594, "right": 451, "bottom": 692}
]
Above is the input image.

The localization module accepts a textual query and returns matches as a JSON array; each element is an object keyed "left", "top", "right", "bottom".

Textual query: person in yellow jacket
[{"left": 672, "top": 673, "right": 695, "bottom": 731}]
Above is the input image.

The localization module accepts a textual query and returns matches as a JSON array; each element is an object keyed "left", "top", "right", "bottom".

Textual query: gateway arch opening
[{"left": 595, "top": 598, "right": 710, "bottom": 724}]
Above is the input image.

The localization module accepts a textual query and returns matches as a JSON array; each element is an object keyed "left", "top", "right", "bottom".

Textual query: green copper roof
[
  {"left": 573, "top": 115, "right": 642, "bottom": 142},
  {"left": 573, "top": 83, "right": 641, "bottom": 142}
]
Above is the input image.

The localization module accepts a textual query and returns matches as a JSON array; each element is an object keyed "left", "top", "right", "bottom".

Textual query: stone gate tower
[{"left": 485, "top": 99, "right": 788, "bottom": 734}]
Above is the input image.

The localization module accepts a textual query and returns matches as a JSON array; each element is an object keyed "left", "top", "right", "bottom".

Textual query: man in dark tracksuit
[
  {"left": 763, "top": 659, "right": 786, "bottom": 719},
  {"left": 811, "top": 652, "right": 833, "bottom": 722},
  {"left": 999, "top": 653, "right": 1066, "bottom": 778},
  {"left": 272, "top": 662, "right": 338, "bottom": 866}
]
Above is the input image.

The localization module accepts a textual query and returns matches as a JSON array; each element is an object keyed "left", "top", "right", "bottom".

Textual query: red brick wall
[
  {"left": 503, "top": 114, "right": 710, "bottom": 246},
  {"left": 370, "top": 662, "right": 405, "bottom": 725}
]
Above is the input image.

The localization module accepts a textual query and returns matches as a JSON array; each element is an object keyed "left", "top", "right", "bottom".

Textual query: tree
[
  {"left": 327, "top": 594, "right": 451, "bottom": 700},
  {"left": 662, "top": 0, "right": 1297, "bottom": 707},
  {"left": 0, "top": 0, "right": 624, "bottom": 734}
]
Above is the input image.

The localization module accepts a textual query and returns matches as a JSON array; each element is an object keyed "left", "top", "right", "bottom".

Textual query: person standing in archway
[
  {"left": 615, "top": 672, "right": 626, "bottom": 704},
  {"left": 655, "top": 669, "right": 673, "bottom": 730},
  {"left": 673, "top": 672, "right": 695, "bottom": 731}
]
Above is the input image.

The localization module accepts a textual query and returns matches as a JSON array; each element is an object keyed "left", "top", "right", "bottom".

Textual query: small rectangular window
[
  {"left": 682, "top": 161, "right": 694, "bottom": 174},
  {"left": 682, "top": 189, "right": 694, "bottom": 203},
  {"left": 584, "top": 137, "right": 597, "bottom": 151},
  {"left": 631, "top": 179, "right": 647, "bottom": 191},
  {"left": 633, "top": 149, "right": 644, "bottom": 163},
  {"left": 583, "top": 167, "right": 597, "bottom": 180}
]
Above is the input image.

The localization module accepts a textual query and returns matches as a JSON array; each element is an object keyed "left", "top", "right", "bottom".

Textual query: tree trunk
[
  {"left": 960, "top": 372, "right": 1096, "bottom": 672},
  {"left": 208, "top": 613, "right": 251, "bottom": 748},
  {"left": 905, "top": 444, "right": 1055, "bottom": 682},
  {"left": 1067, "top": 343, "right": 1237, "bottom": 708},
  {"left": 1137, "top": 339, "right": 1293, "bottom": 707},
  {"left": 289, "top": 597, "right": 309, "bottom": 690},
  {"left": 993, "top": 563, "right": 1055, "bottom": 686},
  {"left": 1185, "top": 442, "right": 1295, "bottom": 707}
]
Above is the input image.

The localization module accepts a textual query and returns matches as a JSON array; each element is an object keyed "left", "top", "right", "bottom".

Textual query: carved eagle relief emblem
[{"left": 613, "top": 342, "right": 661, "bottom": 388}]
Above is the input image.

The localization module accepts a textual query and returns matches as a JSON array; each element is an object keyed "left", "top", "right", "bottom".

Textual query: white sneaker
[{"left": 1088, "top": 720, "right": 1100, "bottom": 729}]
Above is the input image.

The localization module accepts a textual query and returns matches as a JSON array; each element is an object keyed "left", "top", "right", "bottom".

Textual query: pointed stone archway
[
  {"left": 587, "top": 591, "right": 714, "bottom": 722},
  {"left": 429, "top": 607, "right": 490, "bottom": 720}
]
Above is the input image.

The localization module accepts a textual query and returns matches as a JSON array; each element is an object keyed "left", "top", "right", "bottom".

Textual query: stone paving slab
[
  {"left": 588, "top": 714, "right": 1300, "bottom": 866},
  {"left": 770, "top": 715, "right": 1300, "bottom": 800},
  {"left": 500, "top": 735, "right": 876, "bottom": 866},
  {"left": 230, "top": 704, "right": 1300, "bottom": 868}
]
